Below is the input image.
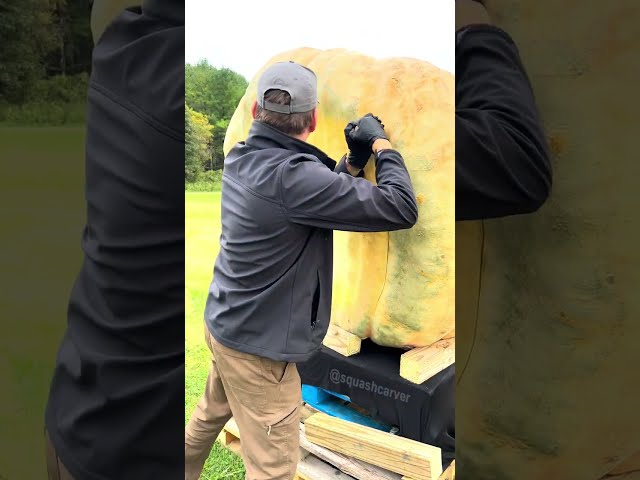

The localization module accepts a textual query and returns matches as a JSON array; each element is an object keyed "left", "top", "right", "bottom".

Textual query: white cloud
[{"left": 186, "top": 0, "right": 454, "bottom": 79}]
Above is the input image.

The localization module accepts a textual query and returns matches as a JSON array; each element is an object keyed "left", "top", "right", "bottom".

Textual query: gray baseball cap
[{"left": 257, "top": 61, "right": 318, "bottom": 114}]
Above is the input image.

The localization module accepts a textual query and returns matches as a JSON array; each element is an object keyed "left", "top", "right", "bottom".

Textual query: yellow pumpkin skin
[
  {"left": 224, "top": 48, "right": 455, "bottom": 349},
  {"left": 457, "top": 2, "right": 640, "bottom": 479}
]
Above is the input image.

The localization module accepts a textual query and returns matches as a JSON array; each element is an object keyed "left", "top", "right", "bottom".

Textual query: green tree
[
  {"left": 0, "top": 0, "right": 54, "bottom": 103},
  {"left": 47, "top": 0, "right": 93, "bottom": 76},
  {"left": 185, "top": 104, "right": 213, "bottom": 183},
  {"left": 185, "top": 61, "right": 248, "bottom": 124},
  {"left": 185, "top": 105, "right": 199, "bottom": 182},
  {"left": 211, "top": 118, "right": 230, "bottom": 170}
]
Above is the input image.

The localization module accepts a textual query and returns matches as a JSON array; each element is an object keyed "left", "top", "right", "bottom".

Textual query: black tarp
[{"left": 298, "top": 340, "right": 455, "bottom": 467}]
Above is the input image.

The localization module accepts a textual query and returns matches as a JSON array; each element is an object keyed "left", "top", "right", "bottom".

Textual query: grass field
[
  {"left": 0, "top": 127, "right": 86, "bottom": 478},
  {"left": 185, "top": 192, "right": 245, "bottom": 480}
]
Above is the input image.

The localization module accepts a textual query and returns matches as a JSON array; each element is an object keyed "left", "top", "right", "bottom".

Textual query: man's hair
[{"left": 255, "top": 89, "right": 314, "bottom": 136}]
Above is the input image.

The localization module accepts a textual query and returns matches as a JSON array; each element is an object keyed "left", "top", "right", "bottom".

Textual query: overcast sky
[{"left": 186, "top": 1, "right": 455, "bottom": 80}]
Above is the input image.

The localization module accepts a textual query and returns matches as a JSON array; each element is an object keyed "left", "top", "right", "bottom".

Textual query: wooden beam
[
  {"left": 305, "top": 413, "right": 443, "bottom": 480},
  {"left": 222, "top": 437, "right": 242, "bottom": 456},
  {"left": 300, "top": 424, "right": 402, "bottom": 480},
  {"left": 223, "top": 417, "right": 240, "bottom": 438},
  {"left": 217, "top": 429, "right": 237, "bottom": 447},
  {"left": 216, "top": 417, "right": 242, "bottom": 455},
  {"left": 296, "top": 455, "right": 356, "bottom": 480},
  {"left": 220, "top": 414, "right": 412, "bottom": 480},
  {"left": 301, "top": 403, "right": 321, "bottom": 423},
  {"left": 400, "top": 338, "right": 455, "bottom": 384},
  {"left": 403, "top": 459, "right": 454, "bottom": 480},
  {"left": 439, "top": 460, "right": 455, "bottom": 480},
  {"left": 322, "top": 323, "right": 362, "bottom": 356}
]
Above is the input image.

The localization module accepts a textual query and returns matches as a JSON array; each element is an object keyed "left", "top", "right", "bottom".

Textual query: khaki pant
[
  {"left": 45, "top": 430, "right": 75, "bottom": 480},
  {"left": 185, "top": 323, "right": 302, "bottom": 480}
]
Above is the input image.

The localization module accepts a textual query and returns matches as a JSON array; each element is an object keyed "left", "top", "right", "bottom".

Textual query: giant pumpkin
[
  {"left": 224, "top": 48, "right": 455, "bottom": 349},
  {"left": 457, "top": 1, "right": 640, "bottom": 479}
]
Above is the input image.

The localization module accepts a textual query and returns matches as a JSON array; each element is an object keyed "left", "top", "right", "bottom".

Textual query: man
[
  {"left": 44, "top": 2, "right": 184, "bottom": 479},
  {"left": 185, "top": 61, "right": 418, "bottom": 480}
]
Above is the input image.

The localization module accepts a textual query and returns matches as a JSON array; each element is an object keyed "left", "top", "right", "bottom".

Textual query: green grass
[
  {"left": 0, "top": 102, "right": 86, "bottom": 126},
  {"left": 185, "top": 191, "right": 245, "bottom": 480},
  {"left": 0, "top": 127, "right": 86, "bottom": 479}
]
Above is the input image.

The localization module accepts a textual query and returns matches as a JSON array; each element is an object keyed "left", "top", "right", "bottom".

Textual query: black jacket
[
  {"left": 207, "top": 121, "right": 418, "bottom": 362},
  {"left": 45, "top": 2, "right": 184, "bottom": 479},
  {"left": 456, "top": 24, "right": 552, "bottom": 220}
]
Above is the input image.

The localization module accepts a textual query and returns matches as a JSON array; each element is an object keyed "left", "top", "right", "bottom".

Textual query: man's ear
[
  {"left": 251, "top": 101, "right": 258, "bottom": 119},
  {"left": 309, "top": 109, "right": 318, "bottom": 133}
]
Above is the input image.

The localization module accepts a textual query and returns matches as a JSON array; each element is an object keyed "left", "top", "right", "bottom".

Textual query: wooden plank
[
  {"left": 301, "top": 403, "right": 321, "bottom": 423},
  {"left": 300, "top": 424, "right": 402, "bottom": 480},
  {"left": 223, "top": 438, "right": 242, "bottom": 456},
  {"left": 400, "top": 338, "right": 455, "bottom": 384},
  {"left": 296, "top": 455, "right": 356, "bottom": 480},
  {"left": 322, "top": 324, "right": 362, "bottom": 356},
  {"left": 216, "top": 418, "right": 242, "bottom": 455},
  {"left": 220, "top": 415, "right": 409, "bottom": 480},
  {"left": 403, "top": 459, "right": 454, "bottom": 480},
  {"left": 439, "top": 460, "right": 455, "bottom": 480},
  {"left": 223, "top": 417, "right": 240, "bottom": 438},
  {"left": 305, "top": 413, "right": 443, "bottom": 480},
  {"left": 217, "top": 429, "right": 238, "bottom": 448}
]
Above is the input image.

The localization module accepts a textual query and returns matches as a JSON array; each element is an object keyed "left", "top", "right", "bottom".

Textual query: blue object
[{"left": 302, "top": 384, "right": 393, "bottom": 432}]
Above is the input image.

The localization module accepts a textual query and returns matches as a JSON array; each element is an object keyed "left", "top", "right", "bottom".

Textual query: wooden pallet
[
  {"left": 305, "top": 412, "right": 442, "bottom": 480},
  {"left": 323, "top": 324, "right": 455, "bottom": 385},
  {"left": 217, "top": 404, "right": 454, "bottom": 480}
]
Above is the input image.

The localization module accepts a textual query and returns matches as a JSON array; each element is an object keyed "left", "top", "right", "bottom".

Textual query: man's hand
[
  {"left": 344, "top": 114, "right": 389, "bottom": 172},
  {"left": 346, "top": 113, "right": 389, "bottom": 158},
  {"left": 344, "top": 121, "right": 372, "bottom": 169},
  {"left": 456, "top": 0, "right": 491, "bottom": 30}
]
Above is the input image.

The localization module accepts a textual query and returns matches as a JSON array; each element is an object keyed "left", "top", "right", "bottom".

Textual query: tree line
[
  {"left": 185, "top": 61, "right": 248, "bottom": 188},
  {"left": 1, "top": 2, "right": 248, "bottom": 186},
  {"left": 0, "top": 0, "right": 93, "bottom": 125}
]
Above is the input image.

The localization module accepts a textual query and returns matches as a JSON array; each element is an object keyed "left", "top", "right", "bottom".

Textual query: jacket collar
[{"left": 245, "top": 120, "right": 337, "bottom": 170}]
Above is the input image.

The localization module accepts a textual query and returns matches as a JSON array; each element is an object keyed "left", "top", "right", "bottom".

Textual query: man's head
[{"left": 251, "top": 61, "right": 318, "bottom": 140}]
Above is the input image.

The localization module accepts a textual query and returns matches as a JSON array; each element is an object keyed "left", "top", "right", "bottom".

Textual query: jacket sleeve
[
  {"left": 280, "top": 150, "right": 418, "bottom": 232},
  {"left": 456, "top": 24, "right": 552, "bottom": 221},
  {"left": 333, "top": 154, "right": 365, "bottom": 177},
  {"left": 333, "top": 155, "right": 350, "bottom": 174}
]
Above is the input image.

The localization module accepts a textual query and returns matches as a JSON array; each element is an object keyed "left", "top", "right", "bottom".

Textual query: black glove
[
  {"left": 344, "top": 113, "right": 388, "bottom": 168},
  {"left": 344, "top": 121, "right": 371, "bottom": 169}
]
